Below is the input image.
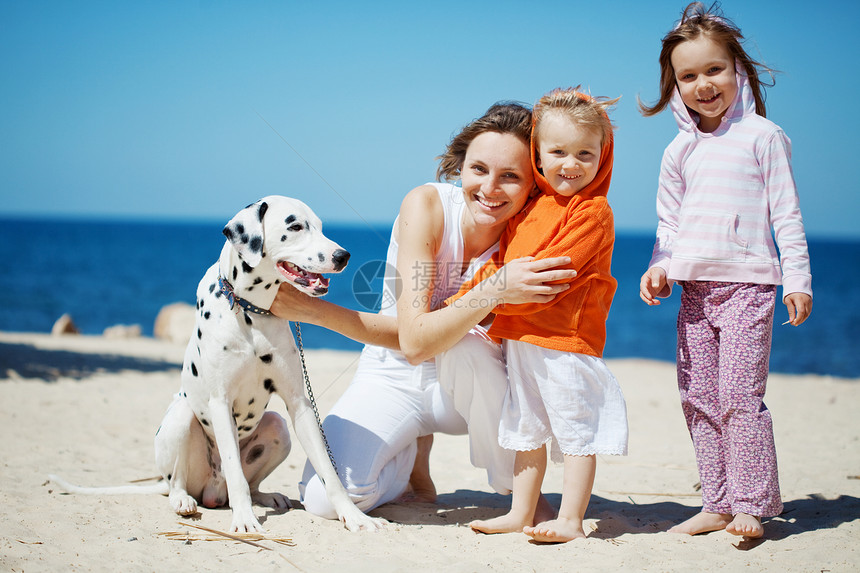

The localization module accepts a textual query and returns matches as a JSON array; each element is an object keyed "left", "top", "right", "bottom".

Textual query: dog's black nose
[{"left": 332, "top": 249, "right": 350, "bottom": 271}]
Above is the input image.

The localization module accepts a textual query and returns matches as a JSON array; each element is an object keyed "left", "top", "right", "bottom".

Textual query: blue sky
[{"left": 2, "top": 1, "right": 858, "bottom": 238}]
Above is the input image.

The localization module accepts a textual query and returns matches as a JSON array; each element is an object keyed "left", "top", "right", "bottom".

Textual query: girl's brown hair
[{"left": 638, "top": 1, "right": 775, "bottom": 118}]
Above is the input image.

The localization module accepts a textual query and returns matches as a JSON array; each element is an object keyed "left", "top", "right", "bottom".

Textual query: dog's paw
[
  {"left": 252, "top": 491, "right": 292, "bottom": 511},
  {"left": 169, "top": 491, "right": 198, "bottom": 516},
  {"left": 340, "top": 510, "right": 387, "bottom": 532},
  {"left": 230, "top": 506, "right": 265, "bottom": 533}
]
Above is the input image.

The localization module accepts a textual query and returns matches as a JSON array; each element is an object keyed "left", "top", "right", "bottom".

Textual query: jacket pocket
[{"left": 674, "top": 209, "right": 748, "bottom": 262}]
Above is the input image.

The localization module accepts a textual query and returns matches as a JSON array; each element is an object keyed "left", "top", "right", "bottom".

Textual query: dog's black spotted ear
[
  {"left": 223, "top": 200, "right": 268, "bottom": 267},
  {"left": 257, "top": 201, "right": 268, "bottom": 222}
]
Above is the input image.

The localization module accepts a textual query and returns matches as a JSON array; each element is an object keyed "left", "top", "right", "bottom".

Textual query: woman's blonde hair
[{"left": 638, "top": 1, "right": 775, "bottom": 118}]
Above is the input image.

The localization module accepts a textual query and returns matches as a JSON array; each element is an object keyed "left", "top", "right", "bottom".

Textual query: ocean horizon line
[{"left": 1, "top": 213, "right": 857, "bottom": 243}]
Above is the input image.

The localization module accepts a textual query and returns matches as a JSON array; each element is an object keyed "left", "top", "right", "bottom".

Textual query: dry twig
[
  {"left": 129, "top": 475, "right": 163, "bottom": 483},
  {"left": 159, "top": 522, "right": 295, "bottom": 548}
]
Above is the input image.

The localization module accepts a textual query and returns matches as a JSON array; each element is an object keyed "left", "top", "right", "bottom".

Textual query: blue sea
[{"left": 1, "top": 217, "right": 858, "bottom": 378}]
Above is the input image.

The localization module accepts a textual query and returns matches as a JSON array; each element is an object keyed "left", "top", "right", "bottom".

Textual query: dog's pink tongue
[{"left": 276, "top": 261, "right": 330, "bottom": 291}]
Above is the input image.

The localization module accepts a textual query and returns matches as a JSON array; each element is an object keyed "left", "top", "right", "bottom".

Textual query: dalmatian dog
[{"left": 50, "top": 196, "right": 385, "bottom": 533}]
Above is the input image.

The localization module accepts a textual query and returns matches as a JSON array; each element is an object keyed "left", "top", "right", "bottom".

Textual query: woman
[{"left": 270, "top": 102, "right": 574, "bottom": 519}]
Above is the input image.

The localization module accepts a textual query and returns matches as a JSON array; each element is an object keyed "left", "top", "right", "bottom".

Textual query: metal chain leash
[{"left": 293, "top": 322, "right": 339, "bottom": 476}]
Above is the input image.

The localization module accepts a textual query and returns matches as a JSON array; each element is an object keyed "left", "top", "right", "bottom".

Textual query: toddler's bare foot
[
  {"left": 523, "top": 518, "right": 586, "bottom": 543},
  {"left": 470, "top": 513, "right": 530, "bottom": 535},
  {"left": 398, "top": 435, "right": 436, "bottom": 503},
  {"left": 725, "top": 513, "right": 763, "bottom": 538},
  {"left": 533, "top": 494, "right": 556, "bottom": 525},
  {"left": 668, "top": 511, "right": 732, "bottom": 535}
]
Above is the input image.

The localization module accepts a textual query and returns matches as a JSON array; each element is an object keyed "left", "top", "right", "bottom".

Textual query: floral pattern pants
[{"left": 676, "top": 281, "right": 783, "bottom": 517}]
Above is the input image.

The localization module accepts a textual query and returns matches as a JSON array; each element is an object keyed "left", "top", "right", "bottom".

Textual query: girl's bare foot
[
  {"left": 470, "top": 512, "right": 530, "bottom": 535},
  {"left": 397, "top": 435, "right": 436, "bottom": 503},
  {"left": 523, "top": 518, "right": 586, "bottom": 543},
  {"left": 726, "top": 513, "right": 763, "bottom": 538},
  {"left": 668, "top": 511, "right": 732, "bottom": 535}
]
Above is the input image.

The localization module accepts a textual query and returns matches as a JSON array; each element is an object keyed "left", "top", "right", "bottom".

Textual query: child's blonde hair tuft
[{"left": 534, "top": 87, "right": 619, "bottom": 146}]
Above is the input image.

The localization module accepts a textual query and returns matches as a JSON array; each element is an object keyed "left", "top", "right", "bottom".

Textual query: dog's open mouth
[{"left": 277, "top": 261, "right": 331, "bottom": 294}]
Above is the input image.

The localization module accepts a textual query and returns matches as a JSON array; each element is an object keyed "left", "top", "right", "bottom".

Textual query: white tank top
[{"left": 378, "top": 182, "right": 499, "bottom": 317}]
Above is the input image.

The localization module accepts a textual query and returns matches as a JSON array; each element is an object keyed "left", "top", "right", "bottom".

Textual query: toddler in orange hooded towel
[{"left": 451, "top": 87, "right": 628, "bottom": 542}]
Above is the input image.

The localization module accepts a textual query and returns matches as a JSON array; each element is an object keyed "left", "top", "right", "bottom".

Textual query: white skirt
[{"left": 500, "top": 340, "right": 628, "bottom": 462}]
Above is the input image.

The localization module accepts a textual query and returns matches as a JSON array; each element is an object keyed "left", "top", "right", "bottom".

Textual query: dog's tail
[{"left": 48, "top": 474, "right": 170, "bottom": 496}]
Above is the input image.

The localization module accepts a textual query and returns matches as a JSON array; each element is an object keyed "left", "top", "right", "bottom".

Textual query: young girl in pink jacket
[{"left": 639, "top": 2, "right": 813, "bottom": 538}]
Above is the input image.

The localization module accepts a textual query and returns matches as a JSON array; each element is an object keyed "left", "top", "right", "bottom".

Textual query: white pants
[{"left": 299, "top": 328, "right": 514, "bottom": 519}]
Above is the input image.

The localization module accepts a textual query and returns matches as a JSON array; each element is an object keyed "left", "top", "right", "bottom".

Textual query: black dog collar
[{"left": 218, "top": 275, "right": 274, "bottom": 316}]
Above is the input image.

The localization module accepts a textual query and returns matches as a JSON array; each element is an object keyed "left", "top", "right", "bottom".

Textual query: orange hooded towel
[{"left": 449, "top": 94, "right": 617, "bottom": 357}]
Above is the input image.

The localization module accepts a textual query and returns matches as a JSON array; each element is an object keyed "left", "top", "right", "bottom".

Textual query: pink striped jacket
[{"left": 648, "top": 63, "right": 812, "bottom": 301}]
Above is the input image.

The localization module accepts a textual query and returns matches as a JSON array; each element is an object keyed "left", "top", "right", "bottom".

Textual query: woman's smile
[{"left": 474, "top": 194, "right": 508, "bottom": 209}]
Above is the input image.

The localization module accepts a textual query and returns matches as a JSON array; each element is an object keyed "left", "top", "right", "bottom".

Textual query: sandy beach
[{"left": 0, "top": 330, "right": 857, "bottom": 572}]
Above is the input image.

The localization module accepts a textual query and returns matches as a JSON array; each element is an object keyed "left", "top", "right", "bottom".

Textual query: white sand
[{"left": 0, "top": 331, "right": 857, "bottom": 572}]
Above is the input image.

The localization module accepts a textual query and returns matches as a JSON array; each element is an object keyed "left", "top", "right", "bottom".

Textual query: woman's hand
[
  {"left": 269, "top": 282, "right": 324, "bottom": 323},
  {"left": 491, "top": 256, "right": 576, "bottom": 306},
  {"left": 270, "top": 281, "right": 400, "bottom": 349},
  {"left": 639, "top": 267, "right": 667, "bottom": 305},
  {"left": 783, "top": 292, "right": 812, "bottom": 326}
]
